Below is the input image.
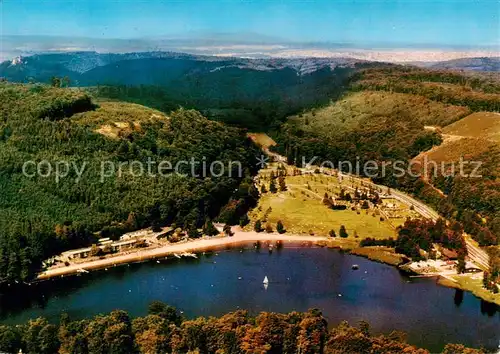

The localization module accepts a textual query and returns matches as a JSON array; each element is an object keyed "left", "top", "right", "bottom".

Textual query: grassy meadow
[
  {"left": 442, "top": 111, "right": 500, "bottom": 142},
  {"left": 247, "top": 164, "right": 417, "bottom": 240}
]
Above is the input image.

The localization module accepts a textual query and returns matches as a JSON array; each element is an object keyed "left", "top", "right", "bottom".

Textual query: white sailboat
[{"left": 263, "top": 276, "right": 269, "bottom": 284}]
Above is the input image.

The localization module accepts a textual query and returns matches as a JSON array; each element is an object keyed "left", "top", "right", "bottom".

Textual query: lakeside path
[{"left": 38, "top": 231, "right": 329, "bottom": 280}]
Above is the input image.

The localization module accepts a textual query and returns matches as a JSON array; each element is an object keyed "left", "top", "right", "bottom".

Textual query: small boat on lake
[
  {"left": 263, "top": 276, "right": 269, "bottom": 284},
  {"left": 352, "top": 264, "right": 359, "bottom": 270}
]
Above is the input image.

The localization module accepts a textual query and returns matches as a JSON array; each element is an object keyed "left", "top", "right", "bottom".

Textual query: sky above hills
[{"left": 1, "top": 0, "right": 499, "bottom": 47}]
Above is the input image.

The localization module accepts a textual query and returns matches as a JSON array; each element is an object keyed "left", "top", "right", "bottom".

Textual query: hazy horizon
[
  {"left": 1, "top": 33, "right": 499, "bottom": 64},
  {"left": 1, "top": 0, "right": 499, "bottom": 63},
  {"left": 2, "top": 0, "right": 499, "bottom": 46}
]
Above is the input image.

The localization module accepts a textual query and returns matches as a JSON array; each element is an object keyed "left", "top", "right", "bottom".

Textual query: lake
[{"left": 0, "top": 245, "right": 498, "bottom": 352}]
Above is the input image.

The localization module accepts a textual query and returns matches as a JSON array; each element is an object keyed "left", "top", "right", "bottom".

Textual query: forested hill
[
  {"left": 5, "top": 52, "right": 498, "bottom": 131},
  {"left": 273, "top": 65, "right": 500, "bottom": 248},
  {"left": 0, "top": 52, "right": 360, "bottom": 130},
  {"left": 0, "top": 83, "right": 260, "bottom": 283}
]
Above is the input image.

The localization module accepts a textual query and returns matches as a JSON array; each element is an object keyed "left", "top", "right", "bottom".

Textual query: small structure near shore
[
  {"left": 61, "top": 238, "right": 145, "bottom": 260},
  {"left": 441, "top": 248, "right": 458, "bottom": 260}
]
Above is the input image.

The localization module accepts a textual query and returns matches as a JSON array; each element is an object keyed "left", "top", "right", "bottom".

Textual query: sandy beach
[{"left": 38, "top": 231, "right": 329, "bottom": 280}]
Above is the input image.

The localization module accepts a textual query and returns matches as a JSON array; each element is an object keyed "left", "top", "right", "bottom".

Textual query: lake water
[{"left": 0, "top": 245, "right": 498, "bottom": 352}]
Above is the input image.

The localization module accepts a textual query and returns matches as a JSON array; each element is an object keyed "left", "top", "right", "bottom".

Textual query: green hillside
[
  {"left": 275, "top": 90, "right": 450, "bottom": 167},
  {"left": 288, "top": 91, "right": 470, "bottom": 131},
  {"left": 0, "top": 83, "right": 260, "bottom": 283},
  {"left": 90, "top": 64, "right": 352, "bottom": 130},
  {"left": 350, "top": 65, "right": 500, "bottom": 111},
  {"left": 273, "top": 67, "right": 500, "bottom": 247}
]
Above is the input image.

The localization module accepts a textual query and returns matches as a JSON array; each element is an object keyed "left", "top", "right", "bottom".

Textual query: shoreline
[
  {"left": 37, "top": 232, "right": 330, "bottom": 280},
  {"left": 37, "top": 231, "right": 500, "bottom": 306},
  {"left": 349, "top": 246, "right": 500, "bottom": 306}
]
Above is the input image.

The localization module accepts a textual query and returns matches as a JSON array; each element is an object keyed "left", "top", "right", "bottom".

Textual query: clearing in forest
[
  {"left": 442, "top": 112, "right": 500, "bottom": 142},
  {"left": 247, "top": 164, "right": 418, "bottom": 239}
]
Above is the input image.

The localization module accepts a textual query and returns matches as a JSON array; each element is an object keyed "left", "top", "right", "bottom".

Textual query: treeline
[
  {"left": 395, "top": 219, "right": 467, "bottom": 261},
  {"left": 484, "top": 247, "right": 500, "bottom": 293},
  {"left": 0, "top": 302, "right": 483, "bottom": 354},
  {"left": 0, "top": 83, "right": 260, "bottom": 283},
  {"left": 359, "top": 238, "right": 396, "bottom": 247},
  {"left": 350, "top": 66, "right": 500, "bottom": 112},
  {"left": 272, "top": 66, "right": 500, "bottom": 247},
  {"left": 90, "top": 65, "right": 353, "bottom": 130}
]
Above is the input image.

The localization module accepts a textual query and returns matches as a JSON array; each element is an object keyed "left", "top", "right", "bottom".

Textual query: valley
[{"left": 0, "top": 50, "right": 499, "bottom": 353}]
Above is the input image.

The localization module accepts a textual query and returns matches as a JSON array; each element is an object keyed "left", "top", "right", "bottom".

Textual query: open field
[
  {"left": 248, "top": 165, "right": 417, "bottom": 239},
  {"left": 249, "top": 193, "right": 394, "bottom": 239},
  {"left": 442, "top": 111, "right": 500, "bottom": 142},
  {"left": 247, "top": 132, "right": 277, "bottom": 150}
]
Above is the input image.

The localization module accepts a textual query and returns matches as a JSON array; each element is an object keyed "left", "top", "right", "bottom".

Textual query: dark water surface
[{"left": 0, "top": 246, "right": 498, "bottom": 352}]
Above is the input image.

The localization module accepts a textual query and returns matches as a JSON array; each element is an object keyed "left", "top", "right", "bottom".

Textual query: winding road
[{"left": 267, "top": 151, "right": 490, "bottom": 271}]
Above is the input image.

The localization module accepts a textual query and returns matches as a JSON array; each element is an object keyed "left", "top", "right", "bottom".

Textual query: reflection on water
[
  {"left": 0, "top": 246, "right": 498, "bottom": 352},
  {"left": 453, "top": 289, "right": 464, "bottom": 307}
]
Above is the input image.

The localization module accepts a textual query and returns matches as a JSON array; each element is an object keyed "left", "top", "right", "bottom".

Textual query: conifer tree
[
  {"left": 339, "top": 225, "right": 348, "bottom": 238},
  {"left": 203, "top": 219, "right": 219, "bottom": 236},
  {"left": 277, "top": 220, "right": 285, "bottom": 234},
  {"left": 254, "top": 220, "right": 263, "bottom": 233}
]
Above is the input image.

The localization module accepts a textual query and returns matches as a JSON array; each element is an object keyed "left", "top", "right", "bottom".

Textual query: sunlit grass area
[
  {"left": 249, "top": 192, "right": 395, "bottom": 238},
  {"left": 443, "top": 112, "right": 500, "bottom": 142},
  {"left": 248, "top": 165, "right": 415, "bottom": 239},
  {"left": 247, "top": 132, "right": 277, "bottom": 149},
  {"left": 446, "top": 274, "right": 500, "bottom": 306}
]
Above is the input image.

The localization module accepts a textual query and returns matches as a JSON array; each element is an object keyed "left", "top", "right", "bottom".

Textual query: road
[
  {"left": 267, "top": 152, "right": 490, "bottom": 271},
  {"left": 339, "top": 173, "right": 489, "bottom": 271},
  {"left": 465, "top": 236, "right": 490, "bottom": 271}
]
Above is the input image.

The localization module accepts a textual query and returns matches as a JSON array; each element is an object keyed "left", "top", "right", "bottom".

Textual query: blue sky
[{"left": 1, "top": 0, "right": 499, "bottom": 46}]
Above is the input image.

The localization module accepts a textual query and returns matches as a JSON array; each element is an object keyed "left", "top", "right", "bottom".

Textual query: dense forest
[
  {"left": 484, "top": 246, "right": 500, "bottom": 292},
  {"left": 350, "top": 65, "right": 500, "bottom": 111},
  {"left": 395, "top": 219, "right": 467, "bottom": 263},
  {"left": 0, "top": 302, "right": 483, "bottom": 354},
  {"left": 272, "top": 66, "right": 500, "bottom": 248},
  {"left": 0, "top": 53, "right": 359, "bottom": 131},
  {"left": 90, "top": 64, "right": 353, "bottom": 131},
  {"left": 1, "top": 61, "right": 499, "bottom": 283},
  {"left": 0, "top": 83, "right": 260, "bottom": 283}
]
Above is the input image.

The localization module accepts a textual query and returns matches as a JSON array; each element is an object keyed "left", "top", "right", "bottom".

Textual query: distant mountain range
[
  {"left": 424, "top": 57, "right": 500, "bottom": 72},
  {"left": 1, "top": 34, "right": 498, "bottom": 63},
  {"left": 0, "top": 51, "right": 362, "bottom": 83},
  {"left": 1, "top": 51, "right": 499, "bottom": 89},
  {"left": 0, "top": 51, "right": 363, "bottom": 129}
]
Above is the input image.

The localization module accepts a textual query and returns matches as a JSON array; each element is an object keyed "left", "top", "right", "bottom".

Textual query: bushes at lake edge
[{"left": 359, "top": 237, "right": 396, "bottom": 247}]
